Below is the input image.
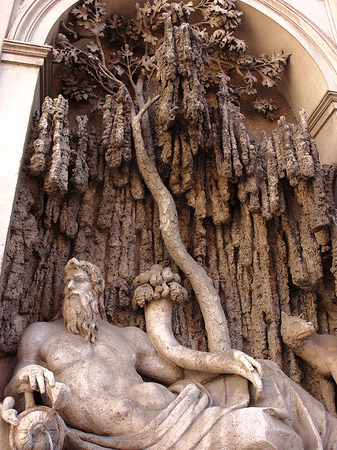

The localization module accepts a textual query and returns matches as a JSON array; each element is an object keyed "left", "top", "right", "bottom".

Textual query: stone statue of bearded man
[
  {"left": 62, "top": 258, "right": 106, "bottom": 344},
  {"left": 2, "top": 258, "right": 337, "bottom": 450}
]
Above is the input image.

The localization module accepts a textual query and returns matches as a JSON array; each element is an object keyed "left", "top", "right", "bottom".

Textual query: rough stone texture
[
  {"left": 3, "top": 259, "right": 337, "bottom": 449},
  {"left": 2, "top": 59, "right": 337, "bottom": 415}
]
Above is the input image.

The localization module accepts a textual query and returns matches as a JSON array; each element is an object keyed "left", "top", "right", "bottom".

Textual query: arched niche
[
  {"left": 0, "top": 0, "right": 336, "bottom": 279},
  {"left": 238, "top": 0, "right": 337, "bottom": 164}
]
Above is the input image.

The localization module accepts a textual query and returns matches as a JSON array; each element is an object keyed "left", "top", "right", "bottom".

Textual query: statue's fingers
[
  {"left": 28, "top": 372, "right": 38, "bottom": 391},
  {"left": 35, "top": 373, "right": 46, "bottom": 394},
  {"left": 235, "top": 364, "right": 263, "bottom": 403},
  {"left": 2, "top": 396, "right": 15, "bottom": 409},
  {"left": 254, "top": 361, "right": 263, "bottom": 379},
  {"left": 44, "top": 369, "right": 55, "bottom": 387},
  {"left": 2, "top": 408, "right": 20, "bottom": 426},
  {"left": 18, "top": 371, "right": 29, "bottom": 383},
  {"left": 246, "top": 356, "right": 263, "bottom": 379},
  {"left": 249, "top": 371, "right": 263, "bottom": 403},
  {"left": 238, "top": 355, "right": 254, "bottom": 372},
  {"left": 232, "top": 359, "right": 255, "bottom": 382},
  {"left": 1, "top": 397, "right": 19, "bottom": 426}
]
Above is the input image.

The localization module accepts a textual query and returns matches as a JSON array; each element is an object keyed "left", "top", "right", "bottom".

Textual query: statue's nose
[{"left": 67, "top": 279, "right": 76, "bottom": 289}]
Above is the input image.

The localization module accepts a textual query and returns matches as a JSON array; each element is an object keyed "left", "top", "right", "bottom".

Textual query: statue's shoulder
[
  {"left": 99, "top": 321, "right": 146, "bottom": 336},
  {"left": 20, "top": 320, "right": 63, "bottom": 344},
  {"left": 118, "top": 326, "right": 155, "bottom": 353},
  {"left": 102, "top": 323, "right": 148, "bottom": 345},
  {"left": 118, "top": 325, "right": 147, "bottom": 339}
]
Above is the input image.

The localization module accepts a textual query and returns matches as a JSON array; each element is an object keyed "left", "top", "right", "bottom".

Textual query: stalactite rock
[{"left": 2, "top": 66, "right": 337, "bottom": 416}]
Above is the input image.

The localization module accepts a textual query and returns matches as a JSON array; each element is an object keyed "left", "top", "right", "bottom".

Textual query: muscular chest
[{"left": 40, "top": 327, "right": 137, "bottom": 375}]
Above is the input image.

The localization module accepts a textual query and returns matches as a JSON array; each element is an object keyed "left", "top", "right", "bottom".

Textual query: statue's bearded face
[{"left": 62, "top": 268, "right": 100, "bottom": 343}]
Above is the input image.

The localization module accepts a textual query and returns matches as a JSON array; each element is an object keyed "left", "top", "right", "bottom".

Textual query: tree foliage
[{"left": 54, "top": 0, "right": 290, "bottom": 118}]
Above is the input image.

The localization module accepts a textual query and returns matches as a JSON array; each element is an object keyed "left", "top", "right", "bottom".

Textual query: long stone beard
[{"left": 62, "top": 290, "right": 99, "bottom": 344}]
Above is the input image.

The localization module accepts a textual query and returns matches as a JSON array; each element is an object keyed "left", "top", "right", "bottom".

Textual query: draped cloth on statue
[{"left": 65, "top": 361, "right": 337, "bottom": 450}]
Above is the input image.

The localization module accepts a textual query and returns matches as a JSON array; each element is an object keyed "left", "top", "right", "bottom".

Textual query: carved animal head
[{"left": 281, "top": 312, "right": 317, "bottom": 349}]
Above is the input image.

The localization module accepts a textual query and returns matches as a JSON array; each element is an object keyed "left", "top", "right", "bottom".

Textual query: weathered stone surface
[
  {"left": 1, "top": 5, "right": 337, "bottom": 415},
  {"left": 3, "top": 259, "right": 337, "bottom": 449},
  {"left": 2, "top": 88, "right": 337, "bottom": 415}
]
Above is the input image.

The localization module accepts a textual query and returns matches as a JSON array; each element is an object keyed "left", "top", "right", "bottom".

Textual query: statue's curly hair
[{"left": 63, "top": 258, "right": 106, "bottom": 320}]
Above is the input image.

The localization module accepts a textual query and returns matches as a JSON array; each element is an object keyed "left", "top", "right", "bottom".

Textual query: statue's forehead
[{"left": 64, "top": 267, "right": 90, "bottom": 281}]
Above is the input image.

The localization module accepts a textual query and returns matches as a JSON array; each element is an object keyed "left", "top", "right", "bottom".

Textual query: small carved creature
[{"left": 281, "top": 312, "right": 337, "bottom": 384}]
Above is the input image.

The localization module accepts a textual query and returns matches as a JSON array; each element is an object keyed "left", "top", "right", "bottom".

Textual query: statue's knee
[
  {"left": 221, "top": 407, "right": 304, "bottom": 450},
  {"left": 258, "top": 359, "right": 280, "bottom": 372}
]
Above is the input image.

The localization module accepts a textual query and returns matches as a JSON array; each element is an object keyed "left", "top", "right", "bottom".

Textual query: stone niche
[{"left": 1, "top": 1, "right": 337, "bottom": 449}]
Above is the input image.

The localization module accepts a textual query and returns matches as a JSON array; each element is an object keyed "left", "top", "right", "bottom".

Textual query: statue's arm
[
  {"left": 121, "top": 327, "right": 184, "bottom": 384},
  {"left": 4, "top": 323, "right": 55, "bottom": 399}
]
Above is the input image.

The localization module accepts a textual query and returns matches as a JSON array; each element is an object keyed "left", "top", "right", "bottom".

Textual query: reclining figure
[{"left": 2, "top": 259, "right": 337, "bottom": 449}]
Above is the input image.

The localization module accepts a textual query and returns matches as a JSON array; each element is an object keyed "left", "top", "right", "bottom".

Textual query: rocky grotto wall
[
  {"left": 1, "top": 0, "right": 337, "bottom": 421},
  {"left": 2, "top": 88, "right": 337, "bottom": 414}
]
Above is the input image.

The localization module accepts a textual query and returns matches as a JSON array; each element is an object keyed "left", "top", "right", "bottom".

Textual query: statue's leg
[
  {"left": 226, "top": 407, "right": 303, "bottom": 450},
  {"left": 194, "top": 405, "right": 304, "bottom": 450}
]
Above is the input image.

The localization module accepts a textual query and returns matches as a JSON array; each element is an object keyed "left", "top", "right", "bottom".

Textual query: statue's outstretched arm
[
  {"left": 133, "top": 265, "right": 263, "bottom": 401},
  {"left": 121, "top": 326, "right": 184, "bottom": 385}
]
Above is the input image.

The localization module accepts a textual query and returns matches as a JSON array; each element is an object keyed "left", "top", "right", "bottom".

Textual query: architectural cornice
[
  {"left": 1, "top": 38, "right": 51, "bottom": 66},
  {"left": 1, "top": 39, "right": 52, "bottom": 98},
  {"left": 7, "top": 0, "right": 78, "bottom": 43},
  {"left": 325, "top": 0, "right": 337, "bottom": 46},
  {"left": 308, "top": 90, "right": 337, "bottom": 137}
]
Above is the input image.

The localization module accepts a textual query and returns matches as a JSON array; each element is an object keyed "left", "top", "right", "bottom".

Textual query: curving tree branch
[{"left": 131, "top": 96, "right": 231, "bottom": 352}]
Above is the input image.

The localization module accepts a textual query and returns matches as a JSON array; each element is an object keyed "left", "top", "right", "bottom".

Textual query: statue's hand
[
  {"left": 227, "top": 350, "right": 263, "bottom": 402},
  {"left": 17, "top": 364, "right": 55, "bottom": 395},
  {"left": 1, "top": 396, "right": 19, "bottom": 426}
]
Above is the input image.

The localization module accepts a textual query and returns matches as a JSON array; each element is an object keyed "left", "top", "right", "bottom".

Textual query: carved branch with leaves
[{"left": 53, "top": 0, "right": 290, "bottom": 118}]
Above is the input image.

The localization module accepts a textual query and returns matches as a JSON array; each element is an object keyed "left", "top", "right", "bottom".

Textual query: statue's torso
[{"left": 36, "top": 320, "right": 175, "bottom": 435}]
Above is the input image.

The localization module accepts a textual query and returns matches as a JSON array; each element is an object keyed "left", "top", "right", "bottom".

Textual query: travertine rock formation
[{"left": 1, "top": 85, "right": 337, "bottom": 413}]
